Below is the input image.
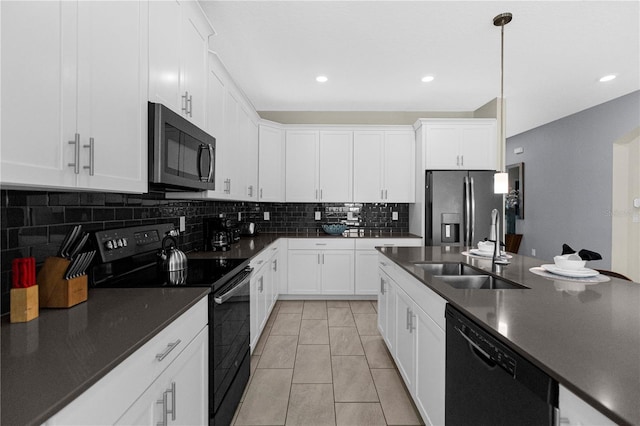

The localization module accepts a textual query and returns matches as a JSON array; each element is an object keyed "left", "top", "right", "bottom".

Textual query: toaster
[{"left": 240, "top": 222, "right": 258, "bottom": 236}]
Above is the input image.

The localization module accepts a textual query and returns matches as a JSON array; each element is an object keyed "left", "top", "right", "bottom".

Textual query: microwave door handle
[
  {"left": 197, "top": 144, "right": 206, "bottom": 182},
  {"left": 207, "top": 143, "right": 214, "bottom": 183}
]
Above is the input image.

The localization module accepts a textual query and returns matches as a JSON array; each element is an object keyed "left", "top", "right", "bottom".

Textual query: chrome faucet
[{"left": 490, "top": 209, "right": 509, "bottom": 268}]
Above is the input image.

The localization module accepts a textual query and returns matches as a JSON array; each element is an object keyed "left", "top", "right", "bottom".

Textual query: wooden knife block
[
  {"left": 10, "top": 285, "right": 39, "bottom": 323},
  {"left": 36, "top": 257, "right": 88, "bottom": 308}
]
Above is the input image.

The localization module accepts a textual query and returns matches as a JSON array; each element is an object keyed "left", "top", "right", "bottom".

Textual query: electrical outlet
[
  {"left": 315, "top": 211, "right": 321, "bottom": 220},
  {"left": 392, "top": 211, "right": 398, "bottom": 221},
  {"left": 238, "top": 212, "right": 242, "bottom": 221},
  {"left": 264, "top": 212, "right": 270, "bottom": 221},
  {"left": 531, "top": 248, "right": 536, "bottom": 256},
  {"left": 179, "top": 216, "right": 186, "bottom": 232}
]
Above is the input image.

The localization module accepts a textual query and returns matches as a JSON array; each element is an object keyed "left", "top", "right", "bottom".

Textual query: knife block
[
  {"left": 36, "top": 257, "right": 88, "bottom": 308},
  {"left": 10, "top": 285, "right": 39, "bottom": 323}
]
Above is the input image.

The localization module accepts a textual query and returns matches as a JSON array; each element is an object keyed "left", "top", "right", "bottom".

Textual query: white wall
[{"left": 506, "top": 91, "right": 640, "bottom": 268}]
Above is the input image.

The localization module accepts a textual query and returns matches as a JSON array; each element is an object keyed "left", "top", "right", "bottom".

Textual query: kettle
[{"left": 158, "top": 234, "right": 188, "bottom": 285}]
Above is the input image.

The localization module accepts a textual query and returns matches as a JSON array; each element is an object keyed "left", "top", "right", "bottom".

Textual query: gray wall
[{"left": 506, "top": 91, "right": 640, "bottom": 268}]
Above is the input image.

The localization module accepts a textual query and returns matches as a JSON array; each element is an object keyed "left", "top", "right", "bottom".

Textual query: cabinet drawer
[
  {"left": 46, "top": 297, "right": 208, "bottom": 425},
  {"left": 355, "top": 238, "right": 421, "bottom": 250},
  {"left": 288, "top": 238, "right": 355, "bottom": 250}
]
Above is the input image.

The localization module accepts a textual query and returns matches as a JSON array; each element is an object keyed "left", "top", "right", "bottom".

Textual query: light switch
[
  {"left": 392, "top": 212, "right": 398, "bottom": 221},
  {"left": 444, "top": 224, "right": 451, "bottom": 237},
  {"left": 238, "top": 212, "right": 242, "bottom": 221},
  {"left": 264, "top": 212, "right": 270, "bottom": 221},
  {"left": 634, "top": 198, "right": 640, "bottom": 208},
  {"left": 179, "top": 216, "right": 186, "bottom": 232},
  {"left": 315, "top": 211, "right": 321, "bottom": 220}
]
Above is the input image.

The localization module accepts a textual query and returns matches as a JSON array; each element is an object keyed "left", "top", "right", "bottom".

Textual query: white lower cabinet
[
  {"left": 559, "top": 385, "right": 615, "bottom": 426},
  {"left": 378, "top": 257, "right": 446, "bottom": 426},
  {"left": 115, "top": 328, "right": 208, "bottom": 425},
  {"left": 378, "top": 268, "right": 397, "bottom": 354},
  {"left": 250, "top": 243, "right": 280, "bottom": 351},
  {"left": 287, "top": 239, "right": 355, "bottom": 295},
  {"left": 44, "top": 298, "right": 208, "bottom": 425},
  {"left": 356, "top": 239, "right": 422, "bottom": 295}
]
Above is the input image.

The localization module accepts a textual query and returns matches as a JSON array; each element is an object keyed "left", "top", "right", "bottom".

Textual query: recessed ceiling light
[
  {"left": 599, "top": 74, "right": 616, "bottom": 82},
  {"left": 421, "top": 75, "right": 435, "bottom": 83},
  {"left": 316, "top": 75, "right": 328, "bottom": 83}
]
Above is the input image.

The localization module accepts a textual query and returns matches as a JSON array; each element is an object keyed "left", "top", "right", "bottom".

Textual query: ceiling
[{"left": 199, "top": 1, "right": 639, "bottom": 137}]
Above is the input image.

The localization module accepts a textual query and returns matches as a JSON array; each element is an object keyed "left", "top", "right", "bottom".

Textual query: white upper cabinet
[
  {"left": 319, "top": 131, "right": 353, "bottom": 202},
  {"left": 419, "top": 119, "right": 497, "bottom": 170},
  {"left": 285, "top": 129, "right": 353, "bottom": 202},
  {"left": 149, "top": 0, "right": 211, "bottom": 129},
  {"left": 1, "top": 0, "right": 148, "bottom": 193},
  {"left": 258, "top": 123, "right": 285, "bottom": 202},
  {"left": 353, "top": 130, "right": 415, "bottom": 202},
  {"left": 285, "top": 130, "right": 320, "bottom": 202}
]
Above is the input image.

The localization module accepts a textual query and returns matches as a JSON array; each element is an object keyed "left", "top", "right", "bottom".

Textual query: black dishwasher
[{"left": 445, "top": 304, "right": 558, "bottom": 425}]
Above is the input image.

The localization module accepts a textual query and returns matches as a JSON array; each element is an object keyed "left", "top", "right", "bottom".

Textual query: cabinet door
[
  {"left": 1, "top": 1, "right": 77, "bottom": 189},
  {"left": 459, "top": 124, "right": 497, "bottom": 170},
  {"left": 258, "top": 125, "right": 285, "bottom": 202},
  {"left": 384, "top": 131, "right": 415, "bottom": 202},
  {"left": 180, "top": 3, "right": 208, "bottom": 129},
  {"left": 206, "top": 63, "right": 228, "bottom": 198},
  {"left": 425, "top": 125, "right": 460, "bottom": 169},
  {"left": 378, "top": 272, "right": 389, "bottom": 338},
  {"left": 356, "top": 251, "right": 380, "bottom": 295},
  {"left": 250, "top": 269, "right": 267, "bottom": 349},
  {"left": 287, "top": 250, "right": 321, "bottom": 294},
  {"left": 414, "top": 307, "right": 445, "bottom": 426},
  {"left": 148, "top": 0, "right": 181, "bottom": 113},
  {"left": 319, "top": 131, "right": 353, "bottom": 202},
  {"left": 116, "top": 327, "right": 209, "bottom": 426},
  {"left": 246, "top": 120, "right": 260, "bottom": 201},
  {"left": 395, "top": 288, "right": 416, "bottom": 393},
  {"left": 76, "top": 0, "right": 148, "bottom": 193},
  {"left": 353, "top": 131, "right": 384, "bottom": 202},
  {"left": 232, "top": 105, "right": 252, "bottom": 199},
  {"left": 220, "top": 90, "right": 240, "bottom": 197},
  {"left": 285, "top": 131, "right": 318, "bottom": 202},
  {"left": 320, "top": 250, "right": 354, "bottom": 295}
]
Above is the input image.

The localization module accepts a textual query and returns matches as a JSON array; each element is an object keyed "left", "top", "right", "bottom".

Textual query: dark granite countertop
[
  {"left": 377, "top": 245, "right": 639, "bottom": 426},
  {"left": 187, "top": 231, "right": 421, "bottom": 260},
  {"left": 1, "top": 287, "right": 210, "bottom": 426}
]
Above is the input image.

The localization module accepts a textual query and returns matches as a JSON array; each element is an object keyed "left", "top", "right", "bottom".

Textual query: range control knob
[
  {"left": 121, "top": 238, "right": 128, "bottom": 247},
  {"left": 105, "top": 240, "right": 114, "bottom": 250}
]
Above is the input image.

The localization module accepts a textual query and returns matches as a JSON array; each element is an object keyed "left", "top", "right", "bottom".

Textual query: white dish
[
  {"left": 469, "top": 249, "right": 512, "bottom": 259},
  {"left": 541, "top": 264, "right": 599, "bottom": 278}
]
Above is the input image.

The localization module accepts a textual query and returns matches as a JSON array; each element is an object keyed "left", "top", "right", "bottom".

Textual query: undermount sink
[
  {"left": 413, "top": 262, "right": 479, "bottom": 276},
  {"left": 436, "top": 275, "right": 529, "bottom": 290}
]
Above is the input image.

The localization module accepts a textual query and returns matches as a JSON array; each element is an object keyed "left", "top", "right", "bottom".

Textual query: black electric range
[{"left": 89, "top": 223, "right": 251, "bottom": 426}]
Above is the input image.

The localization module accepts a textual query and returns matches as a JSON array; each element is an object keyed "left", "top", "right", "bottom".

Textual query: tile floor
[{"left": 232, "top": 300, "right": 423, "bottom": 426}]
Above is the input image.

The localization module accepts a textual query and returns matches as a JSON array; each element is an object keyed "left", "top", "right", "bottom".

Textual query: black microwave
[{"left": 148, "top": 102, "right": 215, "bottom": 191}]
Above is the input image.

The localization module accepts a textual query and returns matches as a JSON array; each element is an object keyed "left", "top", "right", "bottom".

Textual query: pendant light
[{"left": 493, "top": 12, "right": 512, "bottom": 194}]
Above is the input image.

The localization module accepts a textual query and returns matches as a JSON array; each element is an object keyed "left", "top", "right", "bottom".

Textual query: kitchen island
[
  {"left": 1, "top": 287, "right": 210, "bottom": 426},
  {"left": 378, "top": 245, "right": 639, "bottom": 426}
]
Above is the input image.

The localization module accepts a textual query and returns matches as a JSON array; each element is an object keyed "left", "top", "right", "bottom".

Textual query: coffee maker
[{"left": 204, "top": 217, "right": 239, "bottom": 251}]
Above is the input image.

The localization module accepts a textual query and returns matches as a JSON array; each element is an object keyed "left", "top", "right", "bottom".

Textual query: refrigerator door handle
[
  {"left": 464, "top": 176, "right": 471, "bottom": 246},
  {"left": 470, "top": 176, "right": 476, "bottom": 246}
]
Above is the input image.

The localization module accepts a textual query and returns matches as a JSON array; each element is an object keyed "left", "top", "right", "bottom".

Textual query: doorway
[{"left": 611, "top": 127, "right": 640, "bottom": 282}]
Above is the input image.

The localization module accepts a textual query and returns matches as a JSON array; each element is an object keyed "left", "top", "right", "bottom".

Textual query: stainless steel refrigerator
[{"left": 425, "top": 170, "right": 503, "bottom": 247}]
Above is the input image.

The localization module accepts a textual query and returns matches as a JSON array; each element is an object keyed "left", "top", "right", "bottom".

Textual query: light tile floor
[{"left": 233, "top": 300, "right": 423, "bottom": 426}]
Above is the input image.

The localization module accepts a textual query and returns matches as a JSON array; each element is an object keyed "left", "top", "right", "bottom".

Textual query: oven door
[{"left": 211, "top": 267, "right": 252, "bottom": 424}]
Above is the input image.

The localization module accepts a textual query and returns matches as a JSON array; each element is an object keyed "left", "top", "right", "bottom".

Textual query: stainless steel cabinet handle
[
  {"left": 385, "top": 189, "right": 388, "bottom": 199},
  {"left": 82, "top": 137, "right": 95, "bottom": 176},
  {"left": 181, "top": 91, "right": 188, "bottom": 115},
  {"left": 321, "top": 253, "right": 324, "bottom": 264},
  {"left": 380, "top": 277, "right": 385, "bottom": 295},
  {"left": 260, "top": 188, "right": 263, "bottom": 199},
  {"left": 259, "top": 276, "right": 263, "bottom": 292},
  {"left": 381, "top": 189, "right": 384, "bottom": 200},
  {"left": 248, "top": 185, "right": 253, "bottom": 197},
  {"left": 187, "top": 94, "right": 193, "bottom": 117},
  {"left": 461, "top": 155, "right": 464, "bottom": 166},
  {"left": 406, "top": 307, "right": 411, "bottom": 330},
  {"left": 315, "top": 189, "right": 318, "bottom": 200},
  {"left": 409, "top": 311, "right": 416, "bottom": 333},
  {"left": 155, "top": 339, "right": 181, "bottom": 362},
  {"left": 456, "top": 155, "right": 460, "bottom": 166},
  {"left": 68, "top": 133, "right": 80, "bottom": 174},
  {"left": 157, "top": 382, "right": 176, "bottom": 426},
  {"left": 320, "top": 189, "right": 323, "bottom": 200},
  {"left": 272, "top": 259, "right": 278, "bottom": 271},
  {"left": 315, "top": 243, "right": 327, "bottom": 246}
]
